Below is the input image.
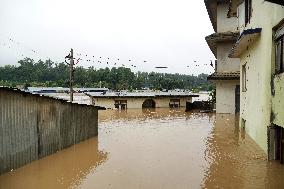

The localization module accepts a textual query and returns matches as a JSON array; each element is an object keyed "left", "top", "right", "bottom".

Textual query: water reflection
[
  {"left": 83, "top": 109, "right": 215, "bottom": 189},
  {"left": 202, "top": 114, "right": 284, "bottom": 189},
  {"left": 0, "top": 137, "right": 107, "bottom": 189}
]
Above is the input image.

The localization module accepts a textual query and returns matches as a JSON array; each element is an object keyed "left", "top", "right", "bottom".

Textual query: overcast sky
[{"left": 0, "top": 0, "right": 215, "bottom": 75}]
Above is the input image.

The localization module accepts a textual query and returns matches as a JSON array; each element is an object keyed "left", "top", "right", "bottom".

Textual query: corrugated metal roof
[
  {"left": 207, "top": 71, "right": 240, "bottom": 80},
  {"left": 27, "top": 87, "right": 109, "bottom": 93},
  {"left": 85, "top": 91, "right": 199, "bottom": 98}
]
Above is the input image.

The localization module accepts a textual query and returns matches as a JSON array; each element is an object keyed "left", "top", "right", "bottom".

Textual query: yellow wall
[
  {"left": 238, "top": 0, "right": 284, "bottom": 153},
  {"left": 92, "top": 97, "right": 192, "bottom": 109},
  {"left": 272, "top": 73, "right": 284, "bottom": 128}
]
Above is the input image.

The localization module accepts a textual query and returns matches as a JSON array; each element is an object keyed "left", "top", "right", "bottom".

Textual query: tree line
[{"left": 0, "top": 57, "right": 213, "bottom": 91}]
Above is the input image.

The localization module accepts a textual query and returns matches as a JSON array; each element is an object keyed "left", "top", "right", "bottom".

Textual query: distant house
[
  {"left": 223, "top": 0, "right": 284, "bottom": 162},
  {"left": 85, "top": 91, "right": 199, "bottom": 109},
  {"left": 204, "top": 0, "right": 241, "bottom": 114}
]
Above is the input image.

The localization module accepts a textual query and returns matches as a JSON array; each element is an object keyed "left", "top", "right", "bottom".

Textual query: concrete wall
[
  {"left": 272, "top": 73, "right": 284, "bottom": 128},
  {"left": 237, "top": 1, "right": 245, "bottom": 33},
  {"left": 217, "top": 2, "right": 239, "bottom": 33},
  {"left": 92, "top": 97, "right": 192, "bottom": 109},
  {"left": 217, "top": 42, "right": 240, "bottom": 72},
  {"left": 215, "top": 80, "right": 239, "bottom": 114},
  {"left": 211, "top": 2, "right": 240, "bottom": 115},
  {"left": 0, "top": 89, "right": 99, "bottom": 174},
  {"left": 238, "top": 0, "right": 284, "bottom": 153}
]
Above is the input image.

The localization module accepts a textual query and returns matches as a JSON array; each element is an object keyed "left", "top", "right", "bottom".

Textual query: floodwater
[{"left": 1, "top": 108, "right": 284, "bottom": 189}]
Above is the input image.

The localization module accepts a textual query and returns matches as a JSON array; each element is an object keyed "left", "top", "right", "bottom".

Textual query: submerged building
[
  {"left": 85, "top": 91, "right": 199, "bottom": 109},
  {"left": 225, "top": 0, "right": 284, "bottom": 162},
  {"left": 206, "top": 0, "right": 284, "bottom": 162},
  {"left": 205, "top": 0, "right": 241, "bottom": 114}
]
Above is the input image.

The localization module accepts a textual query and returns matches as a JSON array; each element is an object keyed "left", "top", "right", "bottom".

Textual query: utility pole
[{"left": 65, "top": 48, "right": 74, "bottom": 102}]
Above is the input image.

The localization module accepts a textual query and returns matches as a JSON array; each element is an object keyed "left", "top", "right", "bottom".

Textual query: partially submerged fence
[{"left": 0, "top": 87, "right": 104, "bottom": 174}]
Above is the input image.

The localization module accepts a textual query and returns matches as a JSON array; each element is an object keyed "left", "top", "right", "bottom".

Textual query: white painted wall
[
  {"left": 215, "top": 81, "right": 239, "bottom": 114},
  {"left": 238, "top": 0, "right": 284, "bottom": 153},
  {"left": 272, "top": 73, "right": 284, "bottom": 128},
  {"left": 237, "top": 1, "right": 245, "bottom": 33},
  {"left": 217, "top": 2, "right": 239, "bottom": 33},
  {"left": 212, "top": 1, "right": 240, "bottom": 116},
  {"left": 217, "top": 42, "right": 240, "bottom": 72}
]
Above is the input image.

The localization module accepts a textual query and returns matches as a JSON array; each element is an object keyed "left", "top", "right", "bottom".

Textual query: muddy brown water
[{"left": 1, "top": 108, "right": 284, "bottom": 189}]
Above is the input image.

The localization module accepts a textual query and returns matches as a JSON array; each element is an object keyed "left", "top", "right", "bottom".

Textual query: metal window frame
[{"left": 245, "top": 0, "right": 252, "bottom": 26}]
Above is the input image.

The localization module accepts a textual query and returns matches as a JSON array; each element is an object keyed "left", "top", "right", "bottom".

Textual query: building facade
[
  {"left": 219, "top": 0, "right": 284, "bottom": 161},
  {"left": 205, "top": 0, "right": 241, "bottom": 114},
  {"left": 86, "top": 91, "right": 198, "bottom": 109}
]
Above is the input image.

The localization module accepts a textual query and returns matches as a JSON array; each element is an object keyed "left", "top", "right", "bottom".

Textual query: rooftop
[
  {"left": 0, "top": 86, "right": 105, "bottom": 109},
  {"left": 27, "top": 87, "right": 109, "bottom": 93},
  {"left": 204, "top": 0, "right": 228, "bottom": 32},
  {"left": 207, "top": 71, "right": 240, "bottom": 80},
  {"left": 85, "top": 91, "right": 199, "bottom": 98}
]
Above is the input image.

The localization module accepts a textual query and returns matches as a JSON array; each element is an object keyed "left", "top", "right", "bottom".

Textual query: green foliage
[{"left": 0, "top": 57, "right": 213, "bottom": 91}]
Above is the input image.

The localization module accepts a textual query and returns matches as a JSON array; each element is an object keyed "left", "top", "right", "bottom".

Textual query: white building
[
  {"left": 204, "top": 0, "right": 241, "bottom": 114},
  {"left": 227, "top": 0, "right": 284, "bottom": 162}
]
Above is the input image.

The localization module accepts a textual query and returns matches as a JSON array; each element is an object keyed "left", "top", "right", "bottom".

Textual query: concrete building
[
  {"left": 205, "top": 0, "right": 241, "bottom": 114},
  {"left": 85, "top": 91, "right": 199, "bottom": 109},
  {"left": 221, "top": 0, "right": 284, "bottom": 162}
]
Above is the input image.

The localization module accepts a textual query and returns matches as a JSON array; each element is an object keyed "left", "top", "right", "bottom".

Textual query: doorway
[
  {"left": 142, "top": 99, "right": 156, "bottom": 108},
  {"left": 275, "top": 126, "right": 284, "bottom": 164},
  {"left": 235, "top": 85, "right": 240, "bottom": 113}
]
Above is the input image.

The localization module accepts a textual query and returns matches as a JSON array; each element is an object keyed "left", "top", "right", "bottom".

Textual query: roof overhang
[
  {"left": 207, "top": 71, "right": 240, "bottom": 80},
  {"left": 228, "top": 28, "right": 262, "bottom": 58},
  {"left": 85, "top": 92, "right": 199, "bottom": 98},
  {"left": 205, "top": 32, "right": 239, "bottom": 58},
  {"left": 264, "top": 0, "right": 284, "bottom": 6},
  {"left": 227, "top": 0, "right": 244, "bottom": 17},
  {"left": 205, "top": 0, "right": 218, "bottom": 32},
  {"left": 205, "top": 0, "right": 234, "bottom": 32}
]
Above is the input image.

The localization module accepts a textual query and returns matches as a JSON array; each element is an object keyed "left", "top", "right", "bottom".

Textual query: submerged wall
[
  {"left": 239, "top": 1, "right": 284, "bottom": 153},
  {"left": 92, "top": 97, "right": 192, "bottom": 109},
  {"left": 215, "top": 80, "right": 239, "bottom": 114},
  {"left": 0, "top": 88, "right": 100, "bottom": 174}
]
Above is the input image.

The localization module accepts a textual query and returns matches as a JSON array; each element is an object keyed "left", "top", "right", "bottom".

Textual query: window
[
  {"left": 242, "top": 64, "right": 247, "bottom": 92},
  {"left": 275, "top": 25, "right": 284, "bottom": 74},
  {"left": 245, "top": 0, "right": 252, "bottom": 26},
  {"left": 114, "top": 100, "right": 127, "bottom": 110},
  {"left": 169, "top": 99, "right": 180, "bottom": 108}
]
